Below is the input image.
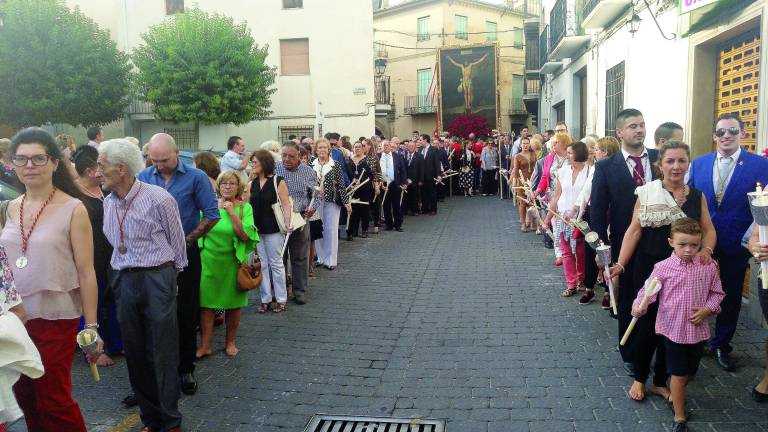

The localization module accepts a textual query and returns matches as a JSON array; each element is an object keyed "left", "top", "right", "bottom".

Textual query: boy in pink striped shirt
[{"left": 632, "top": 218, "right": 725, "bottom": 432}]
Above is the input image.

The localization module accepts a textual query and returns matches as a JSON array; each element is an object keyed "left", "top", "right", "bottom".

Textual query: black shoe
[
  {"left": 180, "top": 373, "right": 197, "bottom": 395},
  {"left": 122, "top": 393, "right": 138, "bottom": 408},
  {"left": 385, "top": 226, "right": 393, "bottom": 231},
  {"left": 294, "top": 293, "right": 307, "bottom": 305},
  {"left": 346, "top": 235, "right": 353, "bottom": 241},
  {"left": 714, "top": 348, "right": 737, "bottom": 372},
  {"left": 324, "top": 265, "right": 335, "bottom": 271},
  {"left": 672, "top": 419, "right": 688, "bottom": 432},
  {"left": 623, "top": 362, "right": 635, "bottom": 377},
  {"left": 752, "top": 386, "right": 768, "bottom": 403},
  {"left": 395, "top": 227, "right": 403, "bottom": 232}
]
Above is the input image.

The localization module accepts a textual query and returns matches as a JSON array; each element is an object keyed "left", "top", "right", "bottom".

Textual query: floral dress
[{"left": 0, "top": 246, "right": 20, "bottom": 316}]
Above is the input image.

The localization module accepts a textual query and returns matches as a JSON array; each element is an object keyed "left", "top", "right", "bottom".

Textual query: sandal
[
  {"left": 576, "top": 282, "right": 586, "bottom": 292},
  {"left": 272, "top": 303, "right": 286, "bottom": 313},
  {"left": 257, "top": 303, "right": 270, "bottom": 314},
  {"left": 560, "top": 287, "right": 577, "bottom": 297}
]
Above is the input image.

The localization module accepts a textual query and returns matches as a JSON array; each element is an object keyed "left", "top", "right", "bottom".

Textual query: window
[
  {"left": 417, "top": 16, "right": 430, "bottom": 42},
  {"left": 486, "top": 21, "right": 497, "bottom": 42},
  {"left": 279, "top": 125, "right": 314, "bottom": 143},
  {"left": 604, "top": 61, "right": 625, "bottom": 137},
  {"left": 282, "top": 0, "right": 303, "bottom": 8},
  {"left": 455, "top": 15, "right": 468, "bottom": 40},
  {"left": 511, "top": 75, "right": 524, "bottom": 112},
  {"left": 165, "top": 0, "right": 183, "bottom": 15},
  {"left": 280, "top": 39, "right": 309, "bottom": 75},
  {"left": 164, "top": 127, "right": 198, "bottom": 150},
  {"left": 417, "top": 68, "right": 432, "bottom": 109},
  {"left": 513, "top": 29, "right": 523, "bottom": 48}
]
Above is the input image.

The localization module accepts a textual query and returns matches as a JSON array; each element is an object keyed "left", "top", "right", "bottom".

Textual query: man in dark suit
[
  {"left": 590, "top": 108, "right": 659, "bottom": 371},
  {"left": 419, "top": 134, "right": 442, "bottom": 215},
  {"left": 437, "top": 139, "right": 450, "bottom": 201},
  {"left": 688, "top": 113, "right": 768, "bottom": 371},
  {"left": 379, "top": 139, "right": 407, "bottom": 231},
  {"left": 405, "top": 141, "right": 424, "bottom": 215}
]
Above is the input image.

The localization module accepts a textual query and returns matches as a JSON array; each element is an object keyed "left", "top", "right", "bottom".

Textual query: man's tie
[
  {"left": 716, "top": 156, "right": 733, "bottom": 202},
  {"left": 628, "top": 155, "right": 645, "bottom": 186}
]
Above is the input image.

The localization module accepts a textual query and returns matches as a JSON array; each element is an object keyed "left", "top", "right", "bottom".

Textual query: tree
[
  {"left": 0, "top": 0, "right": 131, "bottom": 128},
  {"left": 132, "top": 9, "right": 276, "bottom": 125},
  {"left": 446, "top": 114, "right": 492, "bottom": 139}
]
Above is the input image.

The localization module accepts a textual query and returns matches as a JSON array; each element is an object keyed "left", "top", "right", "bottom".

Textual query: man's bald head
[{"left": 147, "top": 133, "right": 179, "bottom": 176}]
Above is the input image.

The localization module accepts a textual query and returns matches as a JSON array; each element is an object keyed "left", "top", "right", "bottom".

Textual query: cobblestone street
[{"left": 26, "top": 197, "right": 768, "bottom": 432}]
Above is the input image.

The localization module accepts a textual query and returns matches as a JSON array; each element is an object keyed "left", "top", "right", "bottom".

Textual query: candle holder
[{"left": 747, "top": 189, "right": 768, "bottom": 289}]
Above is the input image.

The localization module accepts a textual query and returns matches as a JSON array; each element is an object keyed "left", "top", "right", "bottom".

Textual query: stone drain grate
[{"left": 303, "top": 414, "right": 446, "bottom": 432}]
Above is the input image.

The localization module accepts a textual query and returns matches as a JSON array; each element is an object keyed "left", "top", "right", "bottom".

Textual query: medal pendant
[
  {"left": 716, "top": 192, "right": 723, "bottom": 204},
  {"left": 15, "top": 256, "right": 28, "bottom": 269},
  {"left": 118, "top": 244, "right": 128, "bottom": 255}
]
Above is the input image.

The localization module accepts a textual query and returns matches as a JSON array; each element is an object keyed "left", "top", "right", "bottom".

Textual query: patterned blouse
[
  {"left": 312, "top": 159, "right": 350, "bottom": 206},
  {"left": 0, "top": 246, "right": 21, "bottom": 315},
  {"left": 366, "top": 154, "right": 383, "bottom": 184}
]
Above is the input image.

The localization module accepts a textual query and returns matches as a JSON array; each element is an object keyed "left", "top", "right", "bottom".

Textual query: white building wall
[{"left": 67, "top": 0, "right": 375, "bottom": 149}]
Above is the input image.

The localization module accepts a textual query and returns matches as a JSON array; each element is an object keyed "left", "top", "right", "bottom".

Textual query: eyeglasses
[
  {"left": 715, "top": 127, "right": 740, "bottom": 137},
  {"left": 12, "top": 154, "right": 52, "bottom": 167},
  {"left": 220, "top": 182, "right": 239, "bottom": 187}
]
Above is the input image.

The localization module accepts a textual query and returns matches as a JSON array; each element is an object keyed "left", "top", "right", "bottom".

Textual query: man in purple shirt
[
  {"left": 139, "top": 133, "right": 219, "bottom": 395},
  {"left": 97, "top": 138, "right": 187, "bottom": 432}
]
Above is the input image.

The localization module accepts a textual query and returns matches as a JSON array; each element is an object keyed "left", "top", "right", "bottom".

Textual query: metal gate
[
  {"left": 303, "top": 415, "right": 446, "bottom": 432},
  {"left": 715, "top": 28, "right": 760, "bottom": 153}
]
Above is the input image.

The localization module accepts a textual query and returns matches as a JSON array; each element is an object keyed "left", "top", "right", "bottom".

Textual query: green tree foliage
[
  {"left": 0, "top": 0, "right": 131, "bottom": 128},
  {"left": 132, "top": 9, "right": 277, "bottom": 125}
]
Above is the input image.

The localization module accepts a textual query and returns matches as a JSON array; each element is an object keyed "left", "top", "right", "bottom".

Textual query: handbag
[
  {"left": 237, "top": 251, "right": 263, "bottom": 291},
  {"left": 271, "top": 175, "right": 306, "bottom": 233},
  {"left": 235, "top": 204, "right": 263, "bottom": 291}
]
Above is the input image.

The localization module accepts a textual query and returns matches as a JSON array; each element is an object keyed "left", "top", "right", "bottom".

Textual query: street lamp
[
  {"left": 626, "top": 12, "right": 642, "bottom": 37},
  {"left": 374, "top": 57, "right": 387, "bottom": 76}
]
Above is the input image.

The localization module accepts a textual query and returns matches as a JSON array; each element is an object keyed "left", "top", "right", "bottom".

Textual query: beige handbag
[{"left": 271, "top": 176, "right": 306, "bottom": 233}]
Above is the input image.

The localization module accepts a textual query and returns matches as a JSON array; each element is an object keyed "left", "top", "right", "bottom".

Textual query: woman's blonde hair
[
  {"left": 55, "top": 134, "right": 76, "bottom": 152},
  {"left": 0, "top": 138, "right": 11, "bottom": 158},
  {"left": 314, "top": 138, "right": 330, "bottom": 155},
  {"left": 553, "top": 133, "right": 572, "bottom": 146},
  {"left": 217, "top": 170, "right": 246, "bottom": 196},
  {"left": 596, "top": 136, "right": 620, "bottom": 156}
]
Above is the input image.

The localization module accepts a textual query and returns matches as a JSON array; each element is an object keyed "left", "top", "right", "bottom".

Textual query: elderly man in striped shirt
[{"left": 97, "top": 138, "right": 188, "bottom": 432}]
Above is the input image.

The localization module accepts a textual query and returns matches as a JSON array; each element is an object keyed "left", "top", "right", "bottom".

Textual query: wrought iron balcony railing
[
  {"left": 375, "top": 76, "right": 390, "bottom": 105},
  {"left": 538, "top": 25, "right": 549, "bottom": 70},
  {"left": 525, "top": 34, "right": 540, "bottom": 71},
  {"left": 404, "top": 95, "right": 436, "bottom": 115},
  {"left": 524, "top": 77, "right": 540, "bottom": 97}
]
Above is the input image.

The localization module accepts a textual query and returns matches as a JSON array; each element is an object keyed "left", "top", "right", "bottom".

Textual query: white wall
[{"left": 68, "top": 0, "right": 376, "bottom": 150}]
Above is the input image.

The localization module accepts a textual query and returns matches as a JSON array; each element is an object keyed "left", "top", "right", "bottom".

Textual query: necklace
[
  {"left": 81, "top": 183, "right": 104, "bottom": 201},
  {"left": 16, "top": 188, "right": 57, "bottom": 268},
  {"left": 664, "top": 182, "right": 689, "bottom": 207},
  {"left": 115, "top": 183, "right": 144, "bottom": 254}
]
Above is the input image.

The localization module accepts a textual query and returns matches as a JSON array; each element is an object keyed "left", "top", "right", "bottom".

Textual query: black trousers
[
  {"left": 617, "top": 262, "right": 636, "bottom": 363},
  {"left": 114, "top": 265, "right": 182, "bottom": 430},
  {"left": 711, "top": 252, "right": 749, "bottom": 353},
  {"left": 482, "top": 169, "right": 498, "bottom": 195},
  {"left": 348, "top": 203, "right": 370, "bottom": 235},
  {"left": 630, "top": 303, "right": 668, "bottom": 386},
  {"left": 406, "top": 184, "right": 420, "bottom": 214},
  {"left": 421, "top": 180, "right": 437, "bottom": 213},
  {"left": 383, "top": 182, "right": 403, "bottom": 229},
  {"left": 177, "top": 243, "right": 201, "bottom": 375},
  {"left": 371, "top": 193, "right": 382, "bottom": 227},
  {"left": 583, "top": 209, "right": 598, "bottom": 290}
]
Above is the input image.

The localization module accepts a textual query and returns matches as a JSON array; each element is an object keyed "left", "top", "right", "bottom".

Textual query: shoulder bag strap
[{"left": 0, "top": 200, "right": 9, "bottom": 229}]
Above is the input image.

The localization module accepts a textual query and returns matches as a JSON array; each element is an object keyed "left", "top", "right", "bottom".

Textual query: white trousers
[
  {"left": 315, "top": 200, "right": 341, "bottom": 267},
  {"left": 257, "top": 232, "right": 288, "bottom": 304}
]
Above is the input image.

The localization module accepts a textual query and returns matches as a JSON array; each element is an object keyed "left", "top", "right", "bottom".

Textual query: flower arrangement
[{"left": 446, "top": 114, "right": 492, "bottom": 139}]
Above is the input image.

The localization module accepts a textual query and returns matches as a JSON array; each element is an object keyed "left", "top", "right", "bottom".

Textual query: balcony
[
  {"left": 509, "top": 97, "right": 527, "bottom": 115},
  {"left": 522, "top": 0, "right": 541, "bottom": 28},
  {"left": 525, "top": 33, "right": 540, "bottom": 72},
  {"left": 539, "top": 25, "right": 562, "bottom": 74},
  {"left": 524, "top": 77, "right": 540, "bottom": 98},
  {"left": 404, "top": 95, "right": 436, "bottom": 115},
  {"left": 125, "top": 98, "right": 155, "bottom": 121},
  {"left": 375, "top": 76, "right": 391, "bottom": 105},
  {"left": 549, "top": 0, "right": 590, "bottom": 60},
  {"left": 582, "top": 0, "right": 632, "bottom": 30}
]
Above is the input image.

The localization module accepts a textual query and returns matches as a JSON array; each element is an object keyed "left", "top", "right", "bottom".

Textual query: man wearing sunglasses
[{"left": 688, "top": 113, "right": 768, "bottom": 372}]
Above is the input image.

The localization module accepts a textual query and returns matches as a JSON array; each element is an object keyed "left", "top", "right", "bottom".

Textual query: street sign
[{"left": 680, "top": 0, "right": 719, "bottom": 14}]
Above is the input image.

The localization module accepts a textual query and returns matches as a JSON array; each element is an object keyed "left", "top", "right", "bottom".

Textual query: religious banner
[{"left": 438, "top": 44, "right": 498, "bottom": 131}]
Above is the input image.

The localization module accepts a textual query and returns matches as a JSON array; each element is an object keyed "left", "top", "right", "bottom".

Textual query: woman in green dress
[{"left": 197, "top": 170, "right": 258, "bottom": 358}]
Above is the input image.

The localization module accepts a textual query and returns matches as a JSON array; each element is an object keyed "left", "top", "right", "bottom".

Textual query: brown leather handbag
[{"left": 237, "top": 254, "right": 262, "bottom": 291}]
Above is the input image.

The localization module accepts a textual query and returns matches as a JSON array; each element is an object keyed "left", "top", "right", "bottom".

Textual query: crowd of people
[
  {"left": 507, "top": 110, "right": 768, "bottom": 431},
  {"left": 0, "top": 110, "right": 767, "bottom": 432}
]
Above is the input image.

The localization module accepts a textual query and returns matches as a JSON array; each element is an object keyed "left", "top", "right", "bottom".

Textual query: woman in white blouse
[
  {"left": 549, "top": 141, "right": 591, "bottom": 297},
  {"left": 312, "top": 139, "right": 351, "bottom": 271}
]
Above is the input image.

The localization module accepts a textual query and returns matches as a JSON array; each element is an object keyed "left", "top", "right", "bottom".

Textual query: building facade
[
  {"left": 64, "top": 0, "right": 375, "bottom": 149},
  {"left": 373, "top": 0, "right": 536, "bottom": 138},
  {"left": 534, "top": 0, "right": 768, "bottom": 324}
]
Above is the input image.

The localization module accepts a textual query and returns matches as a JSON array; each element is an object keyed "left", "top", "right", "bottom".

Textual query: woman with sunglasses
[{"left": 0, "top": 127, "right": 99, "bottom": 432}]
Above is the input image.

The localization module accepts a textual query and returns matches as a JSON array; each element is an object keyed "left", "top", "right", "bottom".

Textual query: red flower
[{"left": 446, "top": 115, "right": 492, "bottom": 139}]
